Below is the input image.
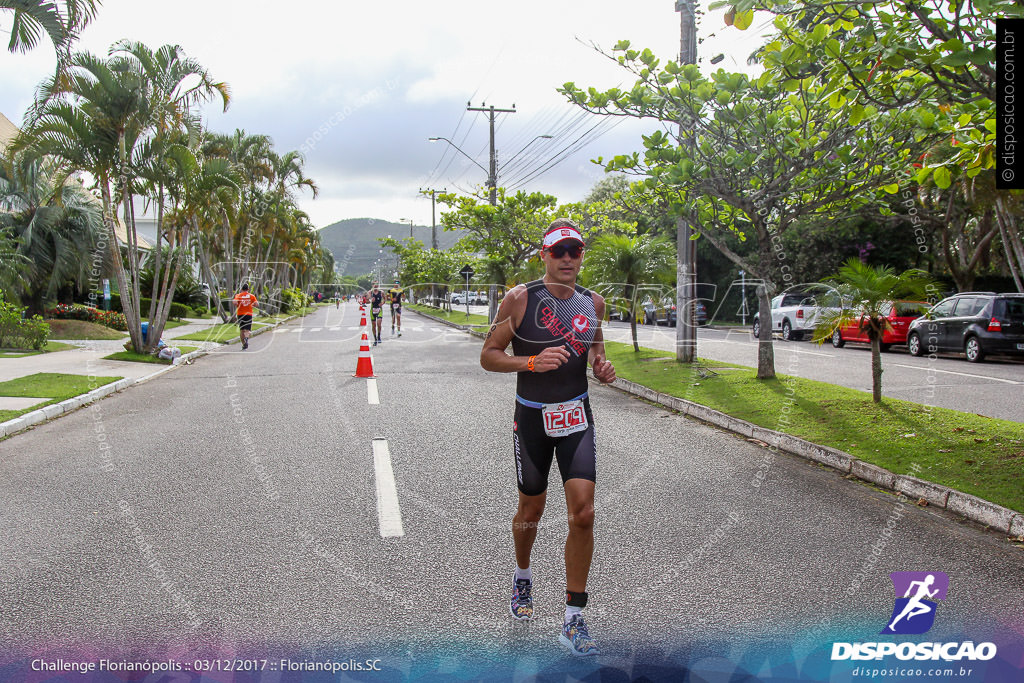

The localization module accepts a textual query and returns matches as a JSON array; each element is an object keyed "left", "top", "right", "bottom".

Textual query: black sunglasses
[{"left": 548, "top": 243, "right": 583, "bottom": 259}]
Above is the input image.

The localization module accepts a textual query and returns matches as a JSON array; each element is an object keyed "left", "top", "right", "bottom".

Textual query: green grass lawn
[
  {"left": 0, "top": 372, "right": 122, "bottom": 422},
  {"left": 604, "top": 341, "right": 1024, "bottom": 513},
  {"left": 0, "top": 341, "right": 77, "bottom": 357},
  {"left": 174, "top": 322, "right": 244, "bottom": 344},
  {"left": 45, "top": 319, "right": 126, "bottom": 340},
  {"left": 407, "top": 303, "right": 491, "bottom": 329},
  {"left": 103, "top": 345, "right": 199, "bottom": 364}
]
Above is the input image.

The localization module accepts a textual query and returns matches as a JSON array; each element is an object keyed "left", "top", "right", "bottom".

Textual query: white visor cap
[{"left": 542, "top": 226, "right": 584, "bottom": 248}]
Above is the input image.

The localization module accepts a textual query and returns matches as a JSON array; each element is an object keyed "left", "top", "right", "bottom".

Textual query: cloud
[{"left": 1, "top": 0, "right": 765, "bottom": 229}]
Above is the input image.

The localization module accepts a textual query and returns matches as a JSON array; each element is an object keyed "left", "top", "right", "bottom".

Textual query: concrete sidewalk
[
  {"left": 0, "top": 308, "right": 323, "bottom": 438},
  {"left": 0, "top": 317, "right": 222, "bottom": 384}
]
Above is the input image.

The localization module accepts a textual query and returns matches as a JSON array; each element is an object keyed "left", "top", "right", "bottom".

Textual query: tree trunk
[
  {"left": 995, "top": 196, "right": 1024, "bottom": 292},
  {"left": 628, "top": 284, "right": 639, "bottom": 352},
  {"left": 870, "top": 334, "right": 883, "bottom": 403},
  {"left": 756, "top": 283, "right": 775, "bottom": 379},
  {"left": 101, "top": 179, "right": 142, "bottom": 351}
]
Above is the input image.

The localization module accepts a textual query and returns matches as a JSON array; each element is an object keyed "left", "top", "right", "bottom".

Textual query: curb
[
  {"left": 410, "top": 306, "right": 488, "bottom": 338},
  {"left": 0, "top": 312, "right": 303, "bottom": 439},
  {"left": 412, "top": 306, "right": 1024, "bottom": 536}
]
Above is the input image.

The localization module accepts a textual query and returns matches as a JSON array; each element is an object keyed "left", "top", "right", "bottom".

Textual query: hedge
[
  {"left": 109, "top": 293, "right": 192, "bottom": 319},
  {"left": 1, "top": 300, "right": 50, "bottom": 350}
]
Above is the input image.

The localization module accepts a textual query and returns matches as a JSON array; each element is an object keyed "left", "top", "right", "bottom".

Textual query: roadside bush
[
  {"left": 48, "top": 303, "right": 128, "bottom": 331},
  {"left": 280, "top": 287, "right": 310, "bottom": 313},
  {"left": 0, "top": 297, "right": 50, "bottom": 350},
  {"left": 109, "top": 294, "right": 191, "bottom": 319}
]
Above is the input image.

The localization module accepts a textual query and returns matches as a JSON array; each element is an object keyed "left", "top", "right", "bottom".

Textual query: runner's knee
[{"left": 567, "top": 501, "right": 594, "bottom": 531}]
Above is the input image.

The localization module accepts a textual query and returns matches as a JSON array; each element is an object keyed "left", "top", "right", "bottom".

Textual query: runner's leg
[
  {"left": 514, "top": 490, "right": 547, "bottom": 570},
  {"left": 563, "top": 478, "right": 595, "bottom": 593}
]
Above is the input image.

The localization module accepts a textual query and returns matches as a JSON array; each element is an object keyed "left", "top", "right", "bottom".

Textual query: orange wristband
[{"left": 527, "top": 355, "right": 536, "bottom": 372}]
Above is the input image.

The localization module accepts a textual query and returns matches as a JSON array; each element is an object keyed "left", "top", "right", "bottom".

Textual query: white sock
[
  {"left": 514, "top": 566, "right": 532, "bottom": 582},
  {"left": 565, "top": 606, "right": 582, "bottom": 623}
]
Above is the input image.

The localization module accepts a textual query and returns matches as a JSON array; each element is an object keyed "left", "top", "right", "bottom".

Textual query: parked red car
[{"left": 831, "top": 301, "right": 928, "bottom": 351}]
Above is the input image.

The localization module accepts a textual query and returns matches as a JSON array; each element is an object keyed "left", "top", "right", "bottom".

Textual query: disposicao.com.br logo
[{"left": 831, "top": 572, "right": 997, "bottom": 662}]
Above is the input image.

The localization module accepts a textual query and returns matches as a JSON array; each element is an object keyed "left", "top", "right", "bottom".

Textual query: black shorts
[
  {"left": 371, "top": 307, "right": 382, "bottom": 320},
  {"left": 512, "top": 397, "right": 596, "bottom": 496},
  {"left": 237, "top": 314, "right": 253, "bottom": 331},
  {"left": 391, "top": 304, "right": 401, "bottom": 315}
]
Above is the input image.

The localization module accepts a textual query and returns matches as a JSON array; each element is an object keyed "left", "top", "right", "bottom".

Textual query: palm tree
[
  {"left": 1, "top": 0, "right": 100, "bottom": 57},
  {"left": 0, "top": 150, "right": 103, "bottom": 313},
  {"left": 0, "top": 225, "right": 29, "bottom": 295},
  {"left": 15, "top": 49, "right": 153, "bottom": 349},
  {"left": 110, "top": 40, "right": 230, "bottom": 324},
  {"left": 811, "top": 258, "right": 934, "bottom": 403},
  {"left": 585, "top": 233, "right": 674, "bottom": 352}
]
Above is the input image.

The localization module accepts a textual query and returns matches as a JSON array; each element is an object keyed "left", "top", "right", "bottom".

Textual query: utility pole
[
  {"left": 468, "top": 102, "right": 515, "bottom": 322},
  {"left": 675, "top": 0, "right": 698, "bottom": 363},
  {"left": 419, "top": 186, "right": 446, "bottom": 250},
  {"left": 467, "top": 103, "right": 516, "bottom": 206}
]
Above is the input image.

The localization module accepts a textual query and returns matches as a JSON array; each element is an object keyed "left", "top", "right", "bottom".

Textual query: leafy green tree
[
  {"left": 585, "top": 233, "right": 674, "bottom": 351},
  {"left": 811, "top": 258, "right": 934, "bottom": 403},
  {"left": 734, "top": 0, "right": 1024, "bottom": 288},
  {"left": 562, "top": 45, "right": 925, "bottom": 378},
  {"left": 438, "top": 188, "right": 556, "bottom": 286}
]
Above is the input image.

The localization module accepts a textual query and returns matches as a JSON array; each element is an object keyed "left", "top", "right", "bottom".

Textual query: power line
[{"left": 508, "top": 117, "right": 623, "bottom": 191}]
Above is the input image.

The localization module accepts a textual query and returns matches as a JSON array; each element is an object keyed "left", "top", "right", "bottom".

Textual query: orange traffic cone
[
  {"left": 354, "top": 330, "right": 375, "bottom": 377},
  {"left": 359, "top": 307, "right": 367, "bottom": 327}
]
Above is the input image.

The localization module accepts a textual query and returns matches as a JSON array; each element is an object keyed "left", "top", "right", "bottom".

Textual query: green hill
[{"left": 317, "top": 218, "right": 466, "bottom": 278}]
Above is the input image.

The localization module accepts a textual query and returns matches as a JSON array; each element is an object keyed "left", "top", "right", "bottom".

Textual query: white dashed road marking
[
  {"left": 892, "top": 364, "right": 1021, "bottom": 384},
  {"left": 371, "top": 439, "right": 404, "bottom": 538},
  {"left": 367, "top": 378, "right": 379, "bottom": 405}
]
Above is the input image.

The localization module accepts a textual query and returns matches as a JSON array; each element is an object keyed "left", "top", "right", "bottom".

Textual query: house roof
[{"left": 0, "top": 111, "right": 19, "bottom": 154}]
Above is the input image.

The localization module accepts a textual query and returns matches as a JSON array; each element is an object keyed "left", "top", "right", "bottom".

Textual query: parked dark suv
[{"left": 906, "top": 293, "right": 1024, "bottom": 362}]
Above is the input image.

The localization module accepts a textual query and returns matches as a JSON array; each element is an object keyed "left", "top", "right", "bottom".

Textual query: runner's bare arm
[
  {"left": 480, "top": 286, "right": 569, "bottom": 373},
  {"left": 588, "top": 293, "right": 616, "bottom": 384}
]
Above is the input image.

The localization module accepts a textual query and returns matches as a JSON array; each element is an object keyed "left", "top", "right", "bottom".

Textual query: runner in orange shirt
[{"left": 233, "top": 283, "right": 258, "bottom": 350}]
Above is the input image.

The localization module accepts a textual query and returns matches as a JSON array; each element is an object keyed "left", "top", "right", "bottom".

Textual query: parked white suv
[
  {"left": 752, "top": 286, "right": 839, "bottom": 341},
  {"left": 450, "top": 291, "right": 487, "bottom": 305}
]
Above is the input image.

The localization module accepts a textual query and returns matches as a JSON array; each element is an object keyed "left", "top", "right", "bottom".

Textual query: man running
[
  {"left": 480, "top": 219, "right": 616, "bottom": 657},
  {"left": 369, "top": 283, "right": 384, "bottom": 345},
  {"left": 233, "top": 283, "right": 258, "bottom": 350},
  {"left": 388, "top": 280, "right": 403, "bottom": 337}
]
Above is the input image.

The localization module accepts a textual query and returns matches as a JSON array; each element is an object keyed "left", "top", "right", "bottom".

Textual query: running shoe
[
  {"left": 397, "top": 331, "right": 402, "bottom": 337},
  {"left": 560, "top": 614, "right": 599, "bottom": 656},
  {"left": 242, "top": 340, "right": 248, "bottom": 350},
  {"left": 509, "top": 577, "right": 533, "bottom": 620}
]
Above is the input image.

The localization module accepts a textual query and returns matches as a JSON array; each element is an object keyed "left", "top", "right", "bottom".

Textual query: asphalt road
[
  {"left": 603, "top": 322, "right": 1024, "bottom": 423},
  {"left": 1, "top": 303, "right": 1021, "bottom": 680}
]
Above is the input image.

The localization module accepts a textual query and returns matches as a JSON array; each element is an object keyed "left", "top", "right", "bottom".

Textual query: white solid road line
[
  {"left": 367, "top": 378, "right": 379, "bottom": 405},
  {"left": 371, "top": 439, "right": 404, "bottom": 538},
  {"left": 891, "top": 363, "right": 1021, "bottom": 384}
]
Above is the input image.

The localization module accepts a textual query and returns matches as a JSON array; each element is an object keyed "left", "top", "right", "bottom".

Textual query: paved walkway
[{"left": 0, "top": 317, "right": 223, "bottom": 385}]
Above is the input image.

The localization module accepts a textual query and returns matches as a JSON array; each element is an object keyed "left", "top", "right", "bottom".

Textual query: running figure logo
[{"left": 880, "top": 571, "right": 949, "bottom": 635}]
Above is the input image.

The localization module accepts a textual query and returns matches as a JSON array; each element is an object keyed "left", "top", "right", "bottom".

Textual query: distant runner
[
  {"left": 480, "top": 219, "right": 616, "bottom": 657},
  {"left": 233, "top": 283, "right": 258, "bottom": 350},
  {"left": 388, "top": 281, "right": 403, "bottom": 337},
  {"left": 369, "top": 283, "right": 384, "bottom": 346}
]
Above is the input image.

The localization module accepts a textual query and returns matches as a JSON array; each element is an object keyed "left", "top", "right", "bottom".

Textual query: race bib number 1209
[{"left": 541, "top": 399, "right": 588, "bottom": 437}]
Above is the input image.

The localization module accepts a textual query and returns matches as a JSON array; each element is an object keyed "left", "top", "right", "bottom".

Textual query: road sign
[{"left": 459, "top": 264, "right": 474, "bottom": 278}]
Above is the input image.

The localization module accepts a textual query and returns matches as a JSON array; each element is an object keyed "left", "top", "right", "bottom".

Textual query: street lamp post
[{"left": 428, "top": 133, "right": 553, "bottom": 323}]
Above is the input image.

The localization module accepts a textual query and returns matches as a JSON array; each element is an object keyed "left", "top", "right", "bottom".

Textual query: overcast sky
[{"left": 0, "top": 1, "right": 769, "bottom": 229}]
